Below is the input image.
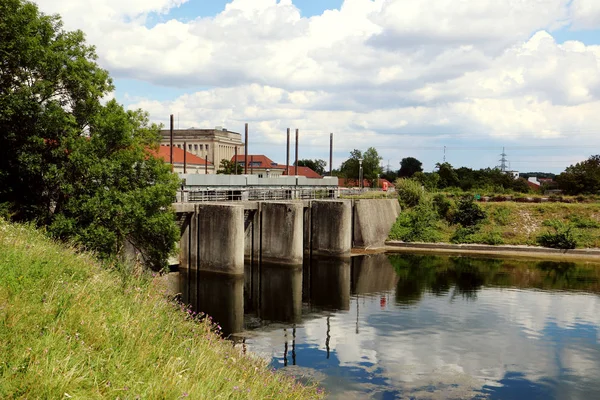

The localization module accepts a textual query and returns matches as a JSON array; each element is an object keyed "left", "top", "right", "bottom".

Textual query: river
[{"left": 179, "top": 253, "right": 600, "bottom": 399}]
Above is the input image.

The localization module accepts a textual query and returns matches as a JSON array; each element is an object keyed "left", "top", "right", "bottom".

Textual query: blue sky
[{"left": 36, "top": 0, "right": 600, "bottom": 173}]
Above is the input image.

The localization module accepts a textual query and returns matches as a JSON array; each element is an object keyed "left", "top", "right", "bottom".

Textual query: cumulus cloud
[{"left": 33, "top": 0, "right": 600, "bottom": 171}]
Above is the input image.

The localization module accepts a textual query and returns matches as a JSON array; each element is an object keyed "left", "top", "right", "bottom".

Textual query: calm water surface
[{"left": 179, "top": 254, "right": 600, "bottom": 399}]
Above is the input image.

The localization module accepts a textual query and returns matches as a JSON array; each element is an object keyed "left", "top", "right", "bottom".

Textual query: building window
[
  {"left": 258, "top": 174, "right": 263, "bottom": 178},
  {"left": 188, "top": 144, "right": 192, "bottom": 150},
  {"left": 194, "top": 144, "right": 198, "bottom": 151},
  {"left": 199, "top": 145, "right": 203, "bottom": 150},
  {"left": 206, "top": 145, "right": 209, "bottom": 151}
]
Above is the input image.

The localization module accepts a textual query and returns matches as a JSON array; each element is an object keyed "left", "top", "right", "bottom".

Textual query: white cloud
[{"left": 32, "top": 0, "right": 600, "bottom": 171}]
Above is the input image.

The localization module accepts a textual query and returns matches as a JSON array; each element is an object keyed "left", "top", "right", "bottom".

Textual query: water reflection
[{"left": 179, "top": 253, "right": 600, "bottom": 399}]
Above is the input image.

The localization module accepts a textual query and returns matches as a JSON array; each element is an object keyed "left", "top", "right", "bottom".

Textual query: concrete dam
[{"left": 173, "top": 199, "right": 400, "bottom": 275}]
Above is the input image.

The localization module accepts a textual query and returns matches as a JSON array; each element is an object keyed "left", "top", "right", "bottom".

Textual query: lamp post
[
  {"left": 377, "top": 173, "right": 380, "bottom": 189},
  {"left": 358, "top": 158, "right": 363, "bottom": 190}
]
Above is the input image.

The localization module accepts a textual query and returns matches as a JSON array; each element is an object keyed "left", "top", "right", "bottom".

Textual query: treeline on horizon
[{"left": 319, "top": 147, "right": 600, "bottom": 196}]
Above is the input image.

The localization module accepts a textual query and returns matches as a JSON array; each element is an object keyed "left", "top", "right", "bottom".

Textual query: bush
[
  {"left": 450, "top": 226, "right": 479, "bottom": 244},
  {"left": 536, "top": 222, "right": 577, "bottom": 249},
  {"left": 433, "top": 194, "right": 454, "bottom": 221},
  {"left": 389, "top": 202, "right": 442, "bottom": 242},
  {"left": 452, "top": 197, "right": 487, "bottom": 227},
  {"left": 396, "top": 178, "right": 428, "bottom": 208},
  {"left": 567, "top": 215, "right": 600, "bottom": 229}
]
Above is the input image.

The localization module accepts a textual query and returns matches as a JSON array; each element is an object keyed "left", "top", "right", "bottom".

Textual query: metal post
[
  {"left": 205, "top": 156, "right": 208, "bottom": 174},
  {"left": 183, "top": 141, "right": 187, "bottom": 174},
  {"left": 244, "top": 123, "right": 249, "bottom": 175},
  {"left": 329, "top": 132, "right": 333, "bottom": 176},
  {"left": 234, "top": 145, "right": 238, "bottom": 175},
  {"left": 169, "top": 114, "right": 174, "bottom": 165},
  {"left": 294, "top": 129, "right": 299, "bottom": 176},
  {"left": 286, "top": 128, "right": 290, "bottom": 176}
]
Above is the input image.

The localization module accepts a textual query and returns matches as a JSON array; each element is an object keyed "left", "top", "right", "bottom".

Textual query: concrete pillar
[
  {"left": 353, "top": 199, "right": 401, "bottom": 248},
  {"left": 310, "top": 200, "right": 352, "bottom": 258},
  {"left": 260, "top": 202, "right": 304, "bottom": 266},
  {"left": 259, "top": 265, "right": 302, "bottom": 323},
  {"left": 309, "top": 257, "right": 351, "bottom": 311},
  {"left": 196, "top": 203, "right": 245, "bottom": 275}
]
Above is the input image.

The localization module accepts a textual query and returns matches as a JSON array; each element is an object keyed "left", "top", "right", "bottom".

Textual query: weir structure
[{"left": 174, "top": 199, "right": 400, "bottom": 275}]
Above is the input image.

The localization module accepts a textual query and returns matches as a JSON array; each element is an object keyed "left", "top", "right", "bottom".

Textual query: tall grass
[{"left": 0, "top": 220, "right": 324, "bottom": 399}]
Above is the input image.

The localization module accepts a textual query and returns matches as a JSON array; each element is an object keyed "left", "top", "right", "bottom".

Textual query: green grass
[
  {"left": 0, "top": 220, "right": 324, "bottom": 399},
  {"left": 388, "top": 201, "right": 600, "bottom": 249}
]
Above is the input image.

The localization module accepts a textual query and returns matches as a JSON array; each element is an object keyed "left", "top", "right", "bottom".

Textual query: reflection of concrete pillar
[
  {"left": 260, "top": 265, "right": 302, "bottom": 323},
  {"left": 351, "top": 254, "right": 399, "bottom": 295},
  {"left": 310, "top": 200, "right": 352, "bottom": 258},
  {"left": 309, "top": 257, "right": 351, "bottom": 311},
  {"left": 181, "top": 271, "right": 244, "bottom": 336},
  {"left": 197, "top": 204, "right": 244, "bottom": 275},
  {"left": 260, "top": 202, "right": 304, "bottom": 266}
]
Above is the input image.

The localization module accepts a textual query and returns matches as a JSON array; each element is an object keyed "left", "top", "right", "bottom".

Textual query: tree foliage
[
  {"left": 295, "top": 159, "right": 326, "bottom": 175},
  {"left": 0, "top": 0, "right": 179, "bottom": 269},
  {"left": 339, "top": 148, "right": 383, "bottom": 184},
  {"left": 556, "top": 155, "right": 600, "bottom": 195},
  {"left": 398, "top": 157, "right": 423, "bottom": 178},
  {"left": 217, "top": 159, "right": 242, "bottom": 175}
]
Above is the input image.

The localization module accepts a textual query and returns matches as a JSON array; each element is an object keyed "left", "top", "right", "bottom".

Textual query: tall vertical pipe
[
  {"left": 205, "top": 156, "right": 208, "bottom": 174},
  {"left": 286, "top": 128, "right": 290, "bottom": 176},
  {"left": 169, "top": 114, "right": 174, "bottom": 165},
  {"left": 294, "top": 129, "right": 299, "bottom": 176},
  {"left": 183, "top": 141, "right": 187, "bottom": 174},
  {"left": 234, "top": 145, "right": 238, "bottom": 175},
  {"left": 329, "top": 133, "right": 333, "bottom": 176},
  {"left": 244, "top": 123, "right": 249, "bottom": 175}
]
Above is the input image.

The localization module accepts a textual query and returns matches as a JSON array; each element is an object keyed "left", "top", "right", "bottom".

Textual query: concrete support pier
[
  {"left": 196, "top": 203, "right": 245, "bottom": 275},
  {"left": 260, "top": 202, "right": 304, "bottom": 266},
  {"left": 310, "top": 200, "right": 352, "bottom": 258}
]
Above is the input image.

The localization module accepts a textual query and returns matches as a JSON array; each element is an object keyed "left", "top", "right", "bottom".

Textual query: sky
[{"left": 34, "top": 0, "right": 600, "bottom": 174}]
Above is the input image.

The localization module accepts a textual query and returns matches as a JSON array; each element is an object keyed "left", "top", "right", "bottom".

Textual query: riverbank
[
  {"left": 390, "top": 201, "right": 600, "bottom": 249},
  {"left": 0, "top": 220, "right": 323, "bottom": 399},
  {"left": 385, "top": 241, "right": 600, "bottom": 263}
]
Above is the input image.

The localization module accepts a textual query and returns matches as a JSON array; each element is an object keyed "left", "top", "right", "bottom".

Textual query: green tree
[
  {"left": 217, "top": 159, "right": 242, "bottom": 174},
  {"left": 0, "top": 0, "right": 179, "bottom": 269},
  {"left": 556, "top": 155, "right": 600, "bottom": 195},
  {"left": 398, "top": 157, "right": 423, "bottom": 178},
  {"left": 339, "top": 148, "right": 383, "bottom": 184},
  {"left": 295, "top": 159, "right": 326, "bottom": 175},
  {"left": 435, "top": 162, "right": 459, "bottom": 189}
]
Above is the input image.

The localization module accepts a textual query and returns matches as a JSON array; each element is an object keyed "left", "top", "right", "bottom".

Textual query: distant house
[
  {"left": 527, "top": 177, "right": 559, "bottom": 193},
  {"left": 231, "top": 155, "right": 321, "bottom": 178},
  {"left": 151, "top": 146, "right": 215, "bottom": 174},
  {"left": 338, "top": 177, "right": 394, "bottom": 189}
]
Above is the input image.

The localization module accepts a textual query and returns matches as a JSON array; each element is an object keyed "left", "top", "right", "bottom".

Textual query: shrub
[
  {"left": 536, "top": 221, "right": 577, "bottom": 249},
  {"left": 567, "top": 215, "right": 600, "bottom": 229},
  {"left": 389, "top": 202, "right": 442, "bottom": 242},
  {"left": 396, "top": 178, "right": 428, "bottom": 208},
  {"left": 491, "top": 206, "right": 511, "bottom": 226},
  {"left": 452, "top": 197, "right": 487, "bottom": 227},
  {"left": 450, "top": 226, "right": 479, "bottom": 244},
  {"left": 432, "top": 193, "right": 454, "bottom": 221}
]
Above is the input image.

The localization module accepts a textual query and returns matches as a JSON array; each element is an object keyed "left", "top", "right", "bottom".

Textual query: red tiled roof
[
  {"left": 151, "top": 146, "right": 212, "bottom": 166},
  {"left": 231, "top": 154, "right": 283, "bottom": 169},
  {"left": 283, "top": 166, "right": 322, "bottom": 178}
]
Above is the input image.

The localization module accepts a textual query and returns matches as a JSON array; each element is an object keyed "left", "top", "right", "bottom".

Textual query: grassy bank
[
  {"left": 0, "top": 220, "right": 323, "bottom": 399},
  {"left": 390, "top": 200, "right": 600, "bottom": 249}
]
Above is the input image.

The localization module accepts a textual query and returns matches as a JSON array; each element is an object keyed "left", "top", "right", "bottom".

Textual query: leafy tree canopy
[
  {"left": 0, "top": 0, "right": 179, "bottom": 269},
  {"left": 339, "top": 148, "right": 383, "bottom": 183},
  {"left": 217, "top": 159, "right": 242, "bottom": 175},
  {"left": 398, "top": 157, "right": 423, "bottom": 178},
  {"left": 556, "top": 155, "right": 600, "bottom": 195},
  {"left": 295, "top": 159, "right": 326, "bottom": 176}
]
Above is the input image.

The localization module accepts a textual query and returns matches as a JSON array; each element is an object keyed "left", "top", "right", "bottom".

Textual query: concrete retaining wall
[
  {"left": 311, "top": 200, "right": 352, "bottom": 258},
  {"left": 353, "top": 199, "right": 401, "bottom": 249}
]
